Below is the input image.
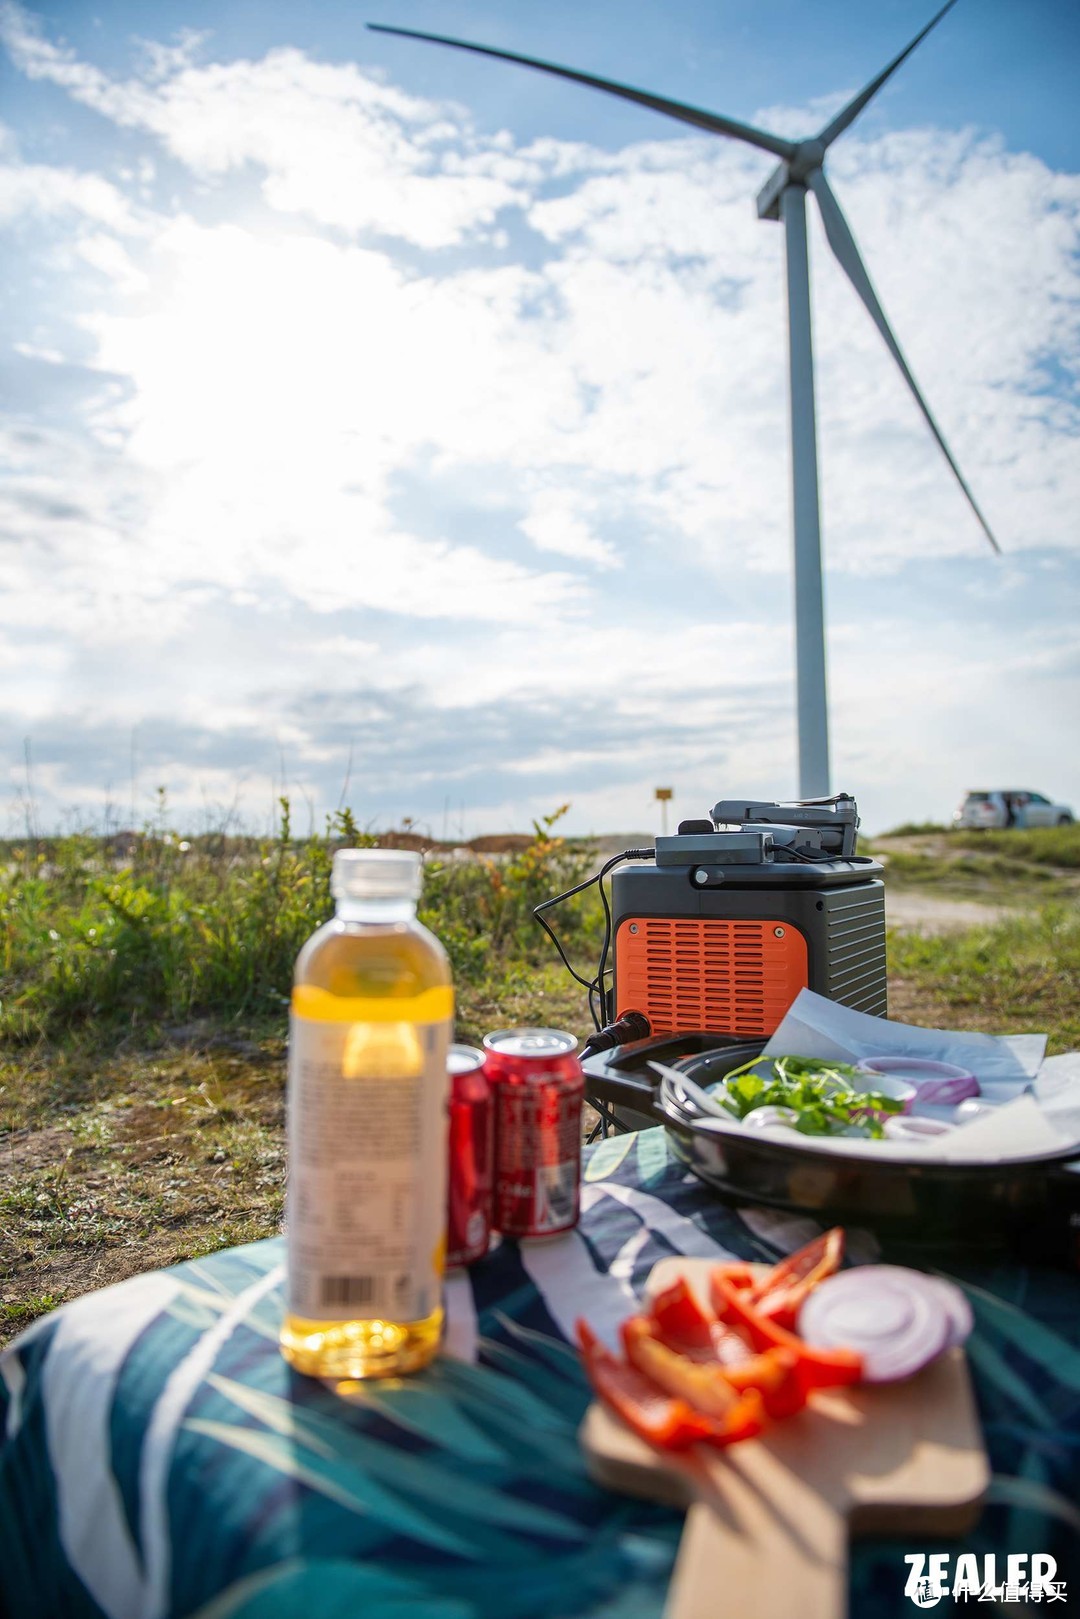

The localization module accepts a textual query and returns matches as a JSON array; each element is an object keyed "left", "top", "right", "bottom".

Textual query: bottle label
[{"left": 286, "top": 1011, "right": 452, "bottom": 1323}]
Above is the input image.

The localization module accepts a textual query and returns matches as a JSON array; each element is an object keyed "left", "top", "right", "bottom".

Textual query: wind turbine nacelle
[{"left": 756, "top": 162, "right": 790, "bottom": 221}]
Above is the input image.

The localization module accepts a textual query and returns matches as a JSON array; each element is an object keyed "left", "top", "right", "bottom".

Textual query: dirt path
[{"left": 884, "top": 890, "right": 1016, "bottom": 933}]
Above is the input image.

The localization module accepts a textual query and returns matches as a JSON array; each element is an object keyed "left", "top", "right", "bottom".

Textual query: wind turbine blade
[
  {"left": 367, "top": 24, "right": 795, "bottom": 159},
  {"left": 815, "top": 0, "right": 959, "bottom": 150},
  {"left": 807, "top": 168, "right": 1000, "bottom": 554}
]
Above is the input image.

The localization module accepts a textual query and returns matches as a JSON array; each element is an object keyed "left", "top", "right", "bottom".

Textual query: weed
[
  {"left": 888, "top": 905, "right": 1080, "bottom": 1052},
  {"left": 873, "top": 823, "right": 1080, "bottom": 869},
  {"left": 947, "top": 826, "right": 1080, "bottom": 868},
  {"left": 878, "top": 821, "right": 951, "bottom": 837},
  {"left": 867, "top": 824, "right": 1080, "bottom": 910},
  {"left": 0, "top": 1295, "right": 59, "bottom": 1328},
  {"left": 0, "top": 804, "right": 600, "bottom": 1043}
]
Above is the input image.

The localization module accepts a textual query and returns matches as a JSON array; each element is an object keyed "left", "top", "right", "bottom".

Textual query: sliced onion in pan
[
  {"left": 858, "top": 1057, "right": 979, "bottom": 1107},
  {"left": 912, "top": 1073, "right": 981, "bottom": 1105},
  {"left": 742, "top": 1106, "right": 800, "bottom": 1131},
  {"left": 883, "top": 1115, "right": 955, "bottom": 1143},
  {"left": 796, "top": 1266, "right": 966, "bottom": 1382},
  {"left": 955, "top": 1098, "right": 997, "bottom": 1124}
]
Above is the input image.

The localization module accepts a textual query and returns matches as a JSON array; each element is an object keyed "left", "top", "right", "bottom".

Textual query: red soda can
[
  {"left": 483, "top": 1029, "right": 583, "bottom": 1239},
  {"left": 446, "top": 1044, "right": 494, "bottom": 1269}
]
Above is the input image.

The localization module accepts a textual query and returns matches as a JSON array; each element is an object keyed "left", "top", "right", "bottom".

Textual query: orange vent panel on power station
[{"left": 615, "top": 916, "right": 808, "bottom": 1037}]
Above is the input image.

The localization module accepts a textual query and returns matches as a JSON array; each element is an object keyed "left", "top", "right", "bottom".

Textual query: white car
[{"left": 954, "top": 790, "right": 1074, "bottom": 830}]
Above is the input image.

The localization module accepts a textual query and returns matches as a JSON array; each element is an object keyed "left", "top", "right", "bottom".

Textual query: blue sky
[{"left": 1, "top": 0, "right": 1078, "bottom": 838}]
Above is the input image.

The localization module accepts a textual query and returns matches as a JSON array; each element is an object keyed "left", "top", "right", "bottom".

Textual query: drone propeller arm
[
  {"left": 815, "top": 0, "right": 959, "bottom": 150},
  {"left": 807, "top": 168, "right": 1000, "bottom": 554},
  {"left": 367, "top": 23, "right": 795, "bottom": 160}
]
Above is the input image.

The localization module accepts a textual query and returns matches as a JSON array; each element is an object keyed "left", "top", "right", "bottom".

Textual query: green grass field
[{"left": 1, "top": 814, "right": 1077, "bottom": 1341}]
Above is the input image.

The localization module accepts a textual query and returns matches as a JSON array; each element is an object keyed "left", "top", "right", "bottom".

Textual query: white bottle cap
[{"left": 331, "top": 847, "right": 422, "bottom": 901}]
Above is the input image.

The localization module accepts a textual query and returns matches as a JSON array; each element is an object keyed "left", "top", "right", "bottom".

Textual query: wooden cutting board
[{"left": 580, "top": 1257, "right": 988, "bottom": 1619}]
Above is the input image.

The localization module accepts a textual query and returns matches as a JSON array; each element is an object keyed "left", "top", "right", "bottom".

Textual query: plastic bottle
[{"left": 279, "top": 847, "right": 453, "bottom": 1379}]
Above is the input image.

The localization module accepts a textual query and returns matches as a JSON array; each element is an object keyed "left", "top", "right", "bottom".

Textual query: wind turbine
[{"left": 368, "top": 3, "right": 1000, "bottom": 797}]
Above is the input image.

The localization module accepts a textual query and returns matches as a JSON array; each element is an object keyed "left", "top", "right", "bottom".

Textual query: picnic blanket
[{"left": 1, "top": 1125, "right": 1078, "bottom": 1618}]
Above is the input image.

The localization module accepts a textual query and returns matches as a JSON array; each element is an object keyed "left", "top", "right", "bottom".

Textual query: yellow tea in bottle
[{"left": 280, "top": 848, "right": 453, "bottom": 1379}]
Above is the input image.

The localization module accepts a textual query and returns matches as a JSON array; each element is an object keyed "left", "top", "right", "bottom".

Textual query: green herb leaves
[{"left": 715, "top": 1056, "right": 905, "bottom": 1139}]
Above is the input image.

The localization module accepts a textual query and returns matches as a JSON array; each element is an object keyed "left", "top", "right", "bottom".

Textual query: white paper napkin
[{"left": 764, "top": 988, "right": 1045, "bottom": 1102}]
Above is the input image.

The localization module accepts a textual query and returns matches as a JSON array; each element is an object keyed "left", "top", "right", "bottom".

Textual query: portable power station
[{"left": 605, "top": 794, "right": 886, "bottom": 1040}]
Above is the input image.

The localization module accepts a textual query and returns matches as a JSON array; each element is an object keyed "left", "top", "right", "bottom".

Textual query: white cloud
[
  {"left": 0, "top": 156, "right": 140, "bottom": 230},
  {"left": 0, "top": 3, "right": 527, "bottom": 246},
  {"left": 519, "top": 491, "right": 620, "bottom": 569},
  {"left": 13, "top": 340, "right": 65, "bottom": 362},
  {"left": 752, "top": 91, "right": 852, "bottom": 141},
  {"left": 74, "top": 231, "right": 148, "bottom": 290}
]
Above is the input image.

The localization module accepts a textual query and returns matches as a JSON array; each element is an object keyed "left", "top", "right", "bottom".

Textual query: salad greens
[{"left": 713, "top": 1055, "right": 905, "bottom": 1139}]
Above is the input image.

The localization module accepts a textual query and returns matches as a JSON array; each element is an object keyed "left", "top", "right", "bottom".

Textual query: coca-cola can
[
  {"left": 446, "top": 1044, "right": 494, "bottom": 1269},
  {"left": 483, "top": 1028, "right": 584, "bottom": 1239}
]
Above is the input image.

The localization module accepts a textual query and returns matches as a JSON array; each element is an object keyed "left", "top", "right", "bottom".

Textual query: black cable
[
  {"left": 781, "top": 844, "right": 875, "bottom": 864},
  {"left": 580, "top": 1010, "right": 652, "bottom": 1058},
  {"left": 594, "top": 848, "right": 653, "bottom": 1026},
  {"left": 533, "top": 854, "right": 618, "bottom": 1031},
  {"left": 533, "top": 847, "right": 654, "bottom": 1030},
  {"left": 533, "top": 863, "right": 615, "bottom": 1032},
  {"left": 593, "top": 847, "right": 651, "bottom": 1021},
  {"left": 532, "top": 876, "right": 602, "bottom": 990},
  {"left": 594, "top": 869, "right": 613, "bottom": 1025}
]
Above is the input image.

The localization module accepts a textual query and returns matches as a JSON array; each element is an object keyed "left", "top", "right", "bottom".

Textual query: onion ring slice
[{"left": 796, "top": 1265, "right": 964, "bottom": 1382}]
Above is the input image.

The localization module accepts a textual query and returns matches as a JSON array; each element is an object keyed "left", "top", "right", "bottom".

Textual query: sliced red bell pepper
[
  {"left": 622, "top": 1314, "right": 738, "bottom": 1416},
  {"left": 578, "top": 1318, "right": 765, "bottom": 1451},
  {"left": 723, "top": 1346, "right": 806, "bottom": 1419},
  {"left": 697, "top": 1389, "right": 765, "bottom": 1450},
  {"left": 649, "top": 1277, "right": 714, "bottom": 1351},
  {"left": 647, "top": 1281, "right": 807, "bottom": 1417},
  {"left": 649, "top": 1276, "right": 753, "bottom": 1367},
  {"left": 710, "top": 1270, "right": 862, "bottom": 1392},
  {"left": 744, "top": 1229, "right": 845, "bottom": 1330},
  {"left": 621, "top": 1315, "right": 767, "bottom": 1445},
  {"left": 576, "top": 1319, "right": 716, "bottom": 1450},
  {"left": 709, "top": 1261, "right": 757, "bottom": 1290}
]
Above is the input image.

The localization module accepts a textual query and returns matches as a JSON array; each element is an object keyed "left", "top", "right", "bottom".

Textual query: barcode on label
[
  {"left": 320, "top": 1275, "right": 377, "bottom": 1308},
  {"left": 546, "top": 1176, "right": 574, "bottom": 1221},
  {"left": 537, "top": 1160, "right": 579, "bottom": 1232}
]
